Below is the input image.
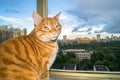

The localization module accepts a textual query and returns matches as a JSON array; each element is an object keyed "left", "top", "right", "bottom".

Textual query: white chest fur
[{"left": 48, "top": 43, "right": 58, "bottom": 70}]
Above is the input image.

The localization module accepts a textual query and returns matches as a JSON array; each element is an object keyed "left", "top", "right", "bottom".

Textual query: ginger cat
[{"left": 0, "top": 12, "right": 61, "bottom": 80}]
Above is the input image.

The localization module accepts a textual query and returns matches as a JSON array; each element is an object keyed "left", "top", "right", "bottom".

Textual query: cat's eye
[
  {"left": 55, "top": 25, "right": 60, "bottom": 30},
  {"left": 43, "top": 26, "right": 49, "bottom": 30}
]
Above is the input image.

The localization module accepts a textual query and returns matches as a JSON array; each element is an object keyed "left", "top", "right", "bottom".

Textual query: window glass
[
  {"left": 48, "top": 0, "right": 120, "bottom": 71},
  {"left": 48, "top": 0, "right": 120, "bottom": 39}
]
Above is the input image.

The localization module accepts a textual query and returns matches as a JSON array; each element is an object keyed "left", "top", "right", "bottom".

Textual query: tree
[
  {"left": 67, "top": 52, "right": 76, "bottom": 58},
  {"left": 55, "top": 41, "right": 120, "bottom": 71},
  {"left": 105, "top": 53, "right": 115, "bottom": 62},
  {"left": 84, "top": 60, "right": 93, "bottom": 70},
  {"left": 95, "top": 60, "right": 104, "bottom": 65}
]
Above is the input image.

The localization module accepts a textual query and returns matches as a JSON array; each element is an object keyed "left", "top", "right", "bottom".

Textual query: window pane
[
  {"left": 48, "top": 0, "right": 120, "bottom": 39},
  {"left": 48, "top": 0, "right": 120, "bottom": 71}
]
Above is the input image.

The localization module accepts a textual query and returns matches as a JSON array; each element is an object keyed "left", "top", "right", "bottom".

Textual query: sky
[
  {"left": 0, "top": 0, "right": 120, "bottom": 39},
  {"left": 0, "top": 0, "right": 36, "bottom": 33}
]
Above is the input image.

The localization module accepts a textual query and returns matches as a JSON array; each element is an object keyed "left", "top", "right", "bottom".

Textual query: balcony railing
[{"left": 50, "top": 69, "right": 120, "bottom": 80}]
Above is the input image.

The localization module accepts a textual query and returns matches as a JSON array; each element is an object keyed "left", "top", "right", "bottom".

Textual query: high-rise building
[
  {"left": 63, "top": 35, "right": 67, "bottom": 43},
  {"left": 23, "top": 28, "right": 27, "bottom": 35},
  {"left": 111, "top": 35, "right": 114, "bottom": 41},
  {"left": 97, "top": 34, "right": 101, "bottom": 41},
  {"left": 111, "top": 34, "right": 117, "bottom": 41},
  {"left": 0, "top": 25, "right": 27, "bottom": 43}
]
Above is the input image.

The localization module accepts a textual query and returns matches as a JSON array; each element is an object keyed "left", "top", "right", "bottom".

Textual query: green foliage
[
  {"left": 84, "top": 60, "right": 93, "bottom": 70},
  {"left": 52, "top": 41, "right": 120, "bottom": 71},
  {"left": 67, "top": 52, "right": 76, "bottom": 58},
  {"left": 95, "top": 60, "right": 104, "bottom": 65},
  {"left": 52, "top": 52, "right": 80, "bottom": 69}
]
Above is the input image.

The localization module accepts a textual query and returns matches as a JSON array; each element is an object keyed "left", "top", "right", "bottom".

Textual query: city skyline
[
  {"left": 60, "top": 33, "right": 120, "bottom": 40},
  {"left": 0, "top": 0, "right": 120, "bottom": 39}
]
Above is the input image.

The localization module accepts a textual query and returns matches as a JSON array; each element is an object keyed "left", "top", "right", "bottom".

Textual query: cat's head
[{"left": 32, "top": 12, "right": 61, "bottom": 42}]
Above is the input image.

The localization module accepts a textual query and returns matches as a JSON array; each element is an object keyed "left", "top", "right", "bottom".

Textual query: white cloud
[
  {"left": 49, "top": 12, "right": 80, "bottom": 36},
  {"left": 24, "top": 18, "right": 33, "bottom": 21},
  {"left": 0, "top": 15, "right": 23, "bottom": 24},
  {"left": 0, "top": 15, "right": 34, "bottom": 34},
  {"left": 67, "top": 0, "right": 120, "bottom": 34}
]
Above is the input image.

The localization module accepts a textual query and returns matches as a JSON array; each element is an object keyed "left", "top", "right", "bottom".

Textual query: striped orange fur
[{"left": 0, "top": 12, "right": 61, "bottom": 80}]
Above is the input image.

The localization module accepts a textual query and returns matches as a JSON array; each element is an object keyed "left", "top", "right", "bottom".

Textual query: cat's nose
[
  {"left": 52, "top": 32, "right": 57, "bottom": 37},
  {"left": 53, "top": 34, "right": 57, "bottom": 37},
  {"left": 52, "top": 33, "right": 57, "bottom": 37}
]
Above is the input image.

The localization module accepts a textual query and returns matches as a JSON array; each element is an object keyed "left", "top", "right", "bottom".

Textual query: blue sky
[
  {"left": 0, "top": 0, "right": 120, "bottom": 39},
  {"left": 0, "top": 0, "right": 36, "bottom": 32}
]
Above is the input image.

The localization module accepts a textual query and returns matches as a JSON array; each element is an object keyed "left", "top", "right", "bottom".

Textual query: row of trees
[{"left": 52, "top": 41, "right": 120, "bottom": 71}]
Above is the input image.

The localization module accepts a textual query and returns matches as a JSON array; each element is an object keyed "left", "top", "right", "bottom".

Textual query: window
[{"left": 48, "top": 0, "right": 120, "bottom": 71}]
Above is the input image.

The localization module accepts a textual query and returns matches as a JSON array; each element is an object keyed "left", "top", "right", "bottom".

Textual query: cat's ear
[
  {"left": 54, "top": 12, "right": 61, "bottom": 20},
  {"left": 32, "top": 12, "right": 42, "bottom": 26}
]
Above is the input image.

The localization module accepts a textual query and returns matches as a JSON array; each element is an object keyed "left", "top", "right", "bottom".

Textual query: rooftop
[{"left": 63, "top": 49, "right": 86, "bottom": 52}]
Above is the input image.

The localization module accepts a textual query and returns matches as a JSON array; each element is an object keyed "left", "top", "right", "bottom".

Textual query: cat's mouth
[
  {"left": 50, "top": 37, "right": 57, "bottom": 41},
  {"left": 40, "top": 35, "right": 58, "bottom": 42}
]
